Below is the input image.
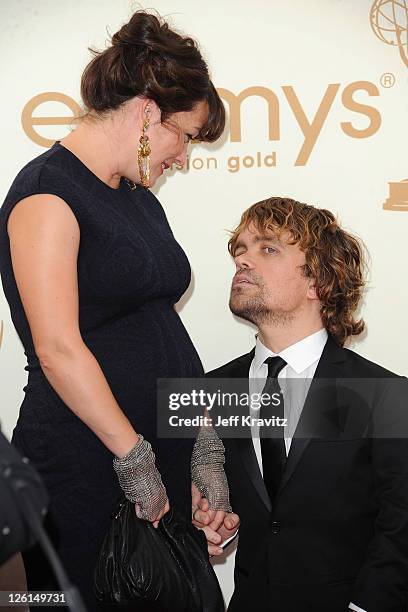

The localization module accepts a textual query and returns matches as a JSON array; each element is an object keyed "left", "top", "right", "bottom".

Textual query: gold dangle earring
[{"left": 138, "top": 113, "right": 151, "bottom": 188}]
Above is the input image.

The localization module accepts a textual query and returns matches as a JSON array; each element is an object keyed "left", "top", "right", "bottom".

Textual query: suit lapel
[
  {"left": 220, "top": 338, "right": 348, "bottom": 511},
  {"left": 226, "top": 349, "right": 273, "bottom": 513},
  {"left": 235, "top": 438, "right": 272, "bottom": 512},
  {"left": 276, "top": 336, "right": 347, "bottom": 498}
]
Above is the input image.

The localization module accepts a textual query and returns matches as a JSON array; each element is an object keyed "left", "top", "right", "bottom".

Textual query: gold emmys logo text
[
  {"left": 21, "top": 80, "right": 382, "bottom": 167},
  {"left": 370, "top": 0, "right": 408, "bottom": 67}
]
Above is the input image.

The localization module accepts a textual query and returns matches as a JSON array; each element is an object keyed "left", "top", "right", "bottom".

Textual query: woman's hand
[
  {"left": 114, "top": 435, "right": 170, "bottom": 527},
  {"left": 136, "top": 498, "right": 170, "bottom": 529},
  {"left": 191, "top": 427, "right": 232, "bottom": 512}
]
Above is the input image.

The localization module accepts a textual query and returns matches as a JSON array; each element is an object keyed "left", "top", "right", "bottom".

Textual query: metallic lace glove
[
  {"left": 191, "top": 426, "right": 232, "bottom": 512},
  {"left": 113, "top": 435, "right": 168, "bottom": 521}
]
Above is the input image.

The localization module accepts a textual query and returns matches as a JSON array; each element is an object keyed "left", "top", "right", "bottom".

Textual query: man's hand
[{"left": 191, "top": 483, "right": 240, "bottom": 556}]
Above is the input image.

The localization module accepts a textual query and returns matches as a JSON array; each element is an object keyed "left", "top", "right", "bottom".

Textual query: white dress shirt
[
  {"left": 249, "top": 328, "right": 327, "bottom": 462},
  {"left": 247, "top": 329, "right": 366, "bottom": 612}
]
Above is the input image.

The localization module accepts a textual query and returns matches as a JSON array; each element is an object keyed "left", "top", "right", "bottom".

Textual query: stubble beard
[{"left": 229, "top": 282, "right": 294, "bottom": 327}]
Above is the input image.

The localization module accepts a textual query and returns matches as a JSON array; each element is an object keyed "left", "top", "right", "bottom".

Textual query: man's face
[{"left": 229, "top": 223, "right": 317, "bottom": 326}]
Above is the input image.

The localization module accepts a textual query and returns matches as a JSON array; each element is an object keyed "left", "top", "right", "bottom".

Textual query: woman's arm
[
  {"left": 8, "top": 193, "right": 169, "bottom": 524},
  {"left": 8, "top": 193, "right": 138, "bottom": 458}
]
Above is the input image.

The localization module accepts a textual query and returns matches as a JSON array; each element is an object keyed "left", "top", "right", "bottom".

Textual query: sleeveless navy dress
[{"left": 0, "top": 143, "right": 203, "bottom": 610}]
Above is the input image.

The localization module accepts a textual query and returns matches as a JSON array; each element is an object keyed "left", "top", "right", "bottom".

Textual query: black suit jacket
[{"left": 207, "top": 336, "right": 408, "bottom": 612}]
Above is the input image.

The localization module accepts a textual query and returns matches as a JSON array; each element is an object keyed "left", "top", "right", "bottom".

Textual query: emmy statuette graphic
[{"left": 370, "top": 0, "right": 408, "bottom": 67}]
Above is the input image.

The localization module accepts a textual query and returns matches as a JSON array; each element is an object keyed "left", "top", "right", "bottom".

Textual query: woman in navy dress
[{"left": 0, "top": 10, "right": 227, "bottom": 610}]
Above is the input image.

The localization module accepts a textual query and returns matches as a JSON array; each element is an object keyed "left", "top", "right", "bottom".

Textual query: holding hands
[
  {"left": 192, "top": 483, "right": 240, "bottom": 556},
  {"left": 190, "top": 425, "right": 240, "bottom": 555},
  {"left": 113, "top": 424, "right": 241, "bottom": 543}
]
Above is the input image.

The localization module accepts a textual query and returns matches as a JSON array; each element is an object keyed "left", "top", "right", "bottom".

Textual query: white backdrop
[{"left": 1, "top": 0, "right": 407, "bottom": 604}]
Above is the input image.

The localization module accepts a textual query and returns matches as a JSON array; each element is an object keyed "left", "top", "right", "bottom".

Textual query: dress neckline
[{"left": 52, "top": 141, "right": 129, "bottom": 194}]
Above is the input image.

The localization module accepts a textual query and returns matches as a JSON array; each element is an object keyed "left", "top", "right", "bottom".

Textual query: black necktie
[{"left": 260, "top": 356, "right": 287, "bottom": 504}]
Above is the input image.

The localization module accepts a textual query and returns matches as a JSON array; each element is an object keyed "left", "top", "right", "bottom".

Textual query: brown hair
[
  {"left": 80, "top": 10, "right": 224, "bottom": 142},
  {"left": 228, "top": 197, "right": 366, "bottom": 346}
]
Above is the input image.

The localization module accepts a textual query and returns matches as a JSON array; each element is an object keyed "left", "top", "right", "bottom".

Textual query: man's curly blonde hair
[{"left": 228, "top": 197, "right": 366, "bottom": 346}]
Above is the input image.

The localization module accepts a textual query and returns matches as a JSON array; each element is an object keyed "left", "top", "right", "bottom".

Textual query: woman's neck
[{"left": 61, "top": 118, "right": 122, "bottom": 189}]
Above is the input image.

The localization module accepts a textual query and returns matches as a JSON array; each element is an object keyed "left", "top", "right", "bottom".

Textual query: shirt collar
[{"left": 252, "top": 328, "right": 328, "bottom": 375}]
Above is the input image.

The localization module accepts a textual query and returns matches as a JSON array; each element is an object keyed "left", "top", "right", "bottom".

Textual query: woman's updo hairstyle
[{"left": 81, "top": 10, "right": 225, "bottom": 142}]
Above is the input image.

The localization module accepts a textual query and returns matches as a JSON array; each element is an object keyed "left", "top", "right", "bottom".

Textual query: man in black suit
[{"left": 194, "top": 197, "right": 408, "bottom": 612}]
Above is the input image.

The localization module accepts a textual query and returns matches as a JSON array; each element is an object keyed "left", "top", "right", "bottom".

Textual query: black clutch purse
[{"left": 94, "top": 498, "right": 225, "bottom": 612}]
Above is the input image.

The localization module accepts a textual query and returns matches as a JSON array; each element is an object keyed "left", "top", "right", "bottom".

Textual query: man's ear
[{"left": 307, "top": 279, "right": 318, "bottom": 300}]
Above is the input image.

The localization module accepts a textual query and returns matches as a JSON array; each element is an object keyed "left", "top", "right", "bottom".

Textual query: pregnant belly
[
  {"left": 85, "top": 304, "right": 202, "bottom": 378},
  {"left": 23, "top": 305, "right": 202, "bottom": 430}
]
